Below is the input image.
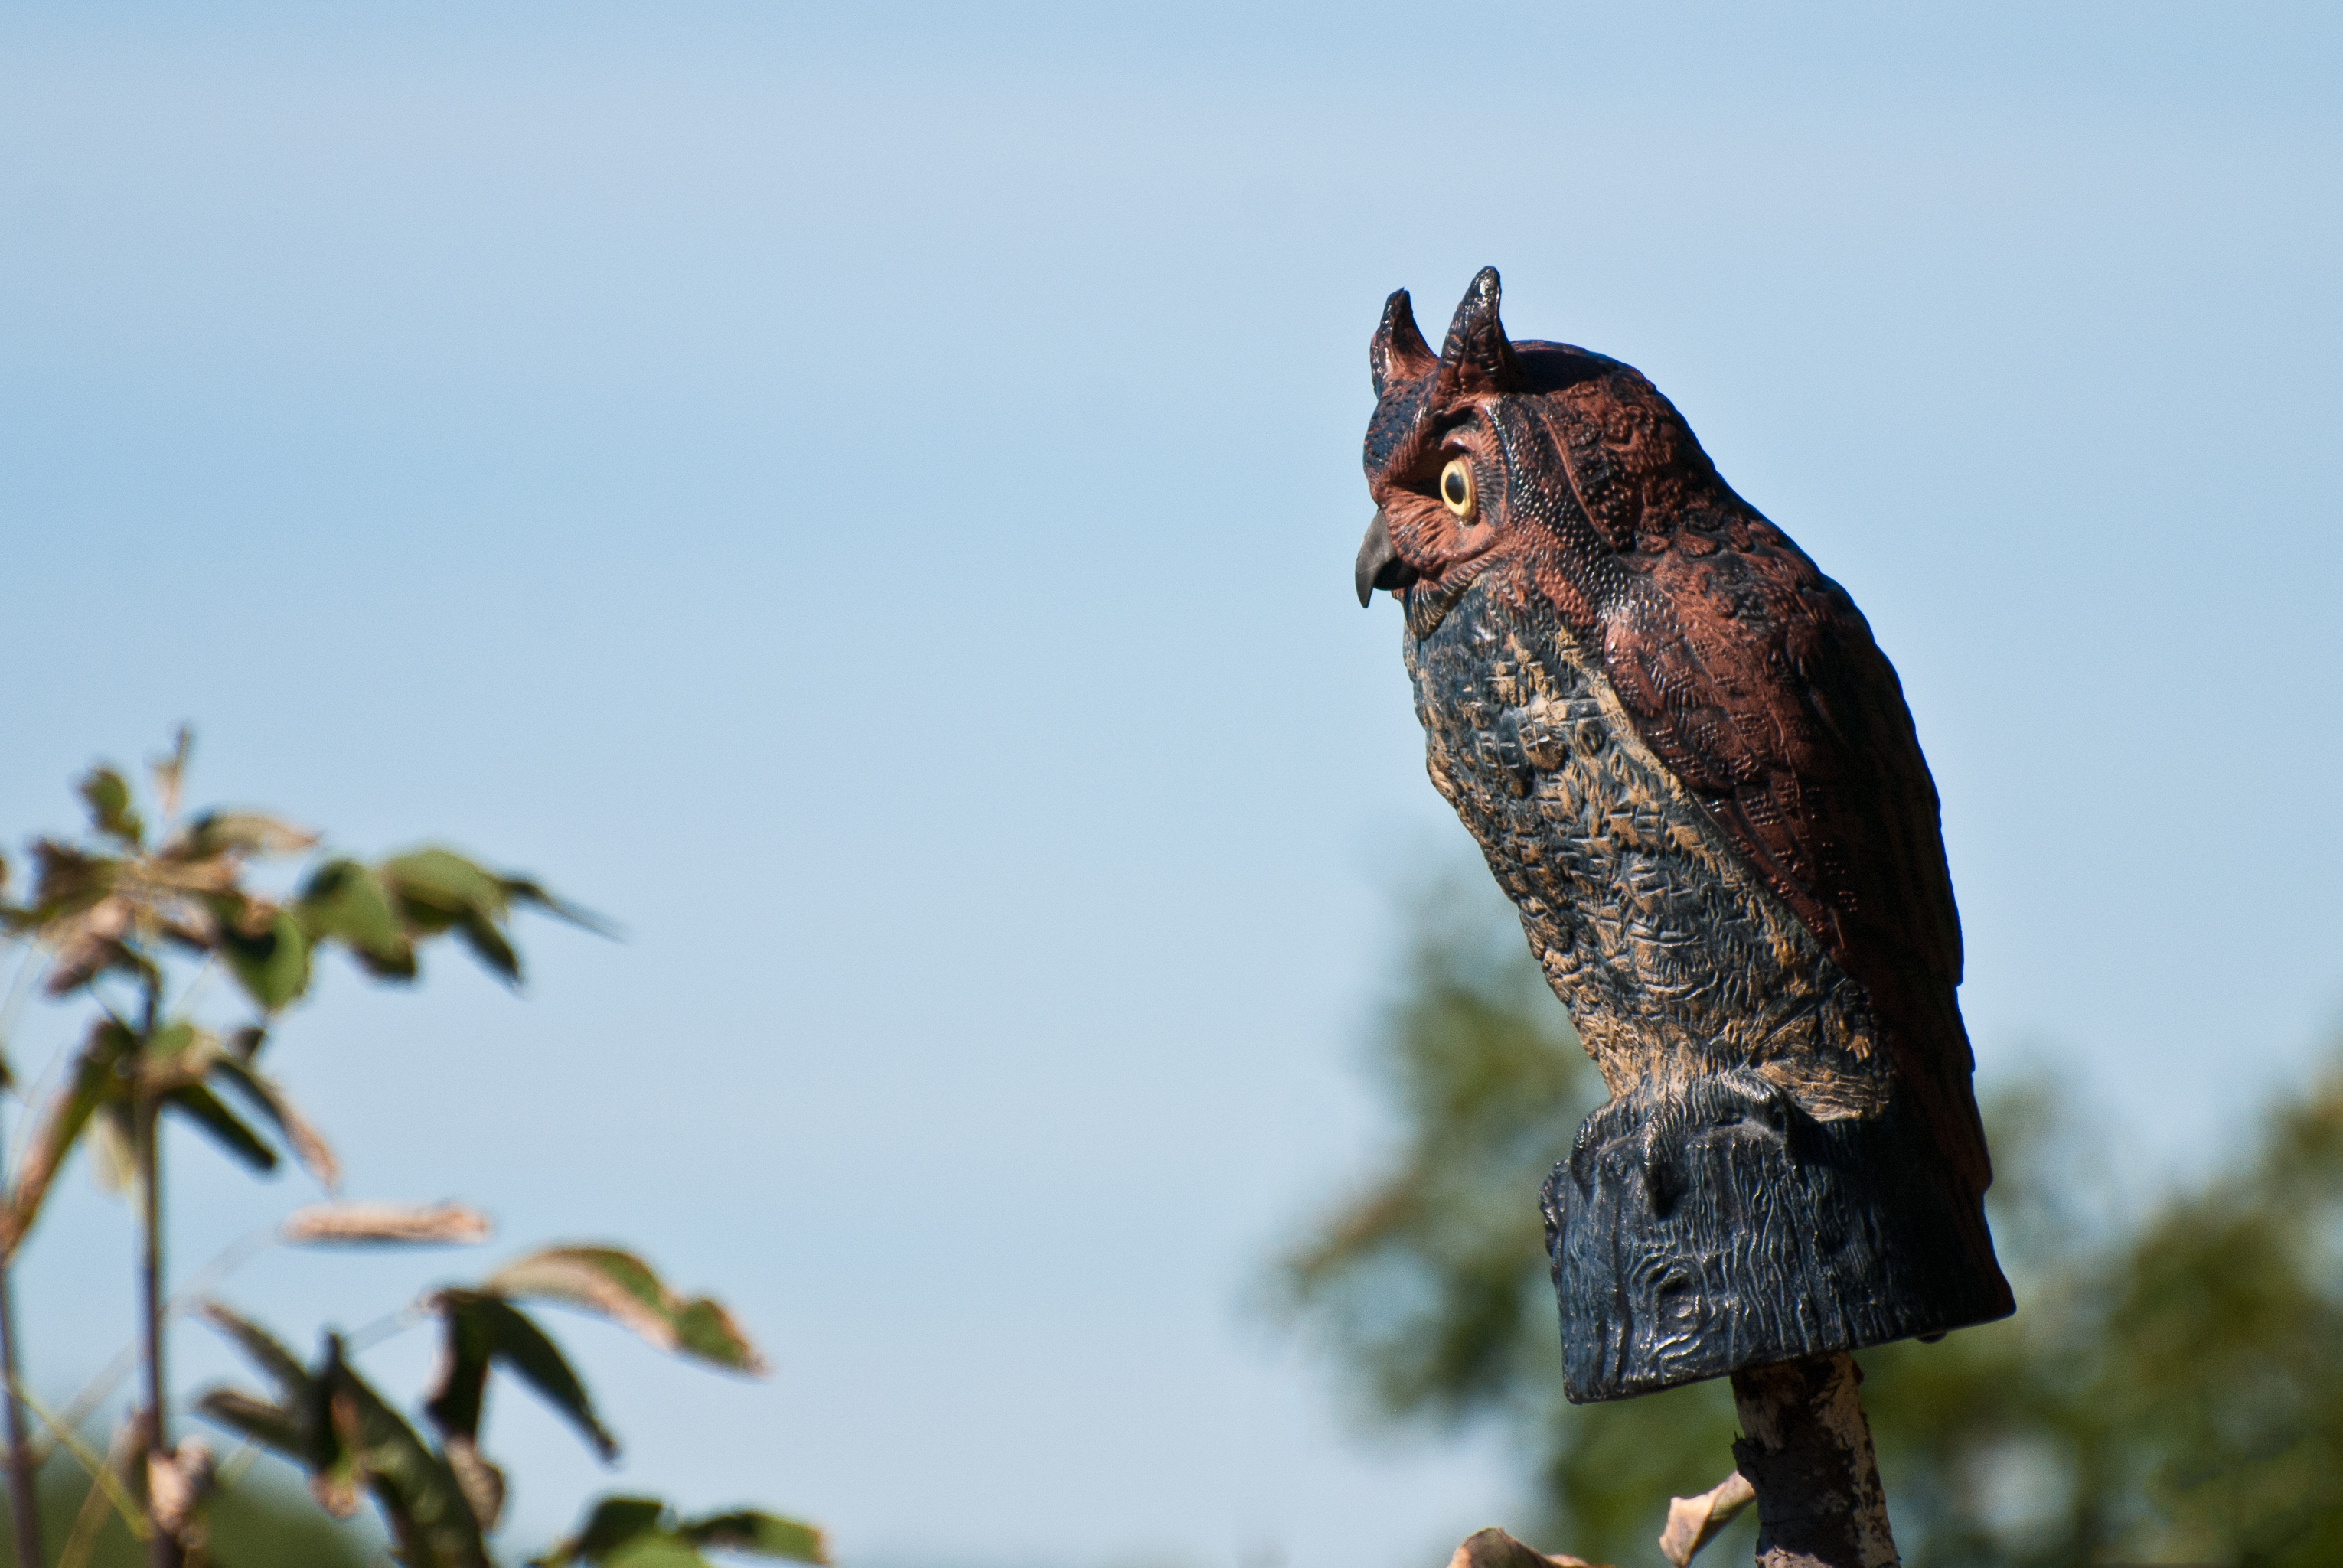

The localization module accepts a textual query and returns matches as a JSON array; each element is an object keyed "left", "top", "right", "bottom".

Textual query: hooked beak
[{"left": 1354, "top": 509, "right": 1418, "bottom": 607}]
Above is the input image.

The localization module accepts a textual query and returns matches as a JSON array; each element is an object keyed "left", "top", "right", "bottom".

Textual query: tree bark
[{"left": 1728, "top": 1353, "right": 1897, "bottom": 1568}]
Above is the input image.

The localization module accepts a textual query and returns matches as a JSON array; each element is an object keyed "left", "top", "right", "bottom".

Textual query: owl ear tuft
[
  {"left": 1371, "top": 289, "right": 1438, "bottom": 397},
  {"left": 1437, "top": 266, "right": 1523, "bottom": 396}
]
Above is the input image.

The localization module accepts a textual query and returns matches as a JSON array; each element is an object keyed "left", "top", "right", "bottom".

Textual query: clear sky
[{"left": 2, "top": 4, "right": 2338, "bottom": 1565}]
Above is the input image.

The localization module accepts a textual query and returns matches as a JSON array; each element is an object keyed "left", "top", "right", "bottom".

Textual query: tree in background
[
  {"left": 1284, "top": 868, "right": 2343, "bottom": 1567},
  {"left": 0, "top": 734, "right": 824, "bottom": 1567}
]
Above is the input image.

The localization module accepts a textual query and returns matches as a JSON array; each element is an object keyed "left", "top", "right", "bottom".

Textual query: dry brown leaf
[
  {"left": 442, "top": 1434, "right": 507, "bottom": 1533},
  {"left": 490, "top": 1251, "right": 680, "bottom": 1354},
  {"left": 147, "top": 1439, "right": 214, "bottom": 1539},
  {"left": 282, "top": 1201, "right": 491, "bottom": 1247},
  {"left": 270, "top": 1093, "right": 341, "bottom": 1191},
  {"left": 1445, "top": 1525, "right": 1613, "bottom": 1568},
  {"left": 1657, "top": 1471, "right": 1757, "bottom": 1567}
]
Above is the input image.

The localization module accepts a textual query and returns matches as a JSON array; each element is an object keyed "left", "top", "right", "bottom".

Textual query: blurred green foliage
[
  {"left": 1285, "top": 872, "right": 2343, "bottom": 1567},
  {"left": 0, "top": 1456, "right": 374, "bottom": 1567}
]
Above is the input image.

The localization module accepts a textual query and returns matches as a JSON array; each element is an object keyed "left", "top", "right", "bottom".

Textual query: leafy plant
[{"left": 0, "top": 733, "right": 824, "bottom": 1566}]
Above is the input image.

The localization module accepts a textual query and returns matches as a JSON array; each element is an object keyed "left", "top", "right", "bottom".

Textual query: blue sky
[{"left": 2, "top": 4, "right": 2339, "bottom": 1565}]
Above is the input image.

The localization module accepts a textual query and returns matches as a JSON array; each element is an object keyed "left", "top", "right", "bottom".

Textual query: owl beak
[{"left": 1355, "top": 509, "right": 1418, "bottom": 606}]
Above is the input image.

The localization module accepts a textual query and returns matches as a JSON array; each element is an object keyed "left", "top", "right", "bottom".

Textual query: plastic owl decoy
[{"left": 1356, "top": 269, "right": 2012, "bottom": 1402}]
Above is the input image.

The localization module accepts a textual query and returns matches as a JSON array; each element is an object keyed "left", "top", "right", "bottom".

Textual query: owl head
[{"left": 1355, "top": 267, "right": 1743, "bottom": 629}]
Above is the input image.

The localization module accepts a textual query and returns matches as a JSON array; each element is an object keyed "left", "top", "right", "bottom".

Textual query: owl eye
[{"left": 1439, "top": 458, "right": 1477, "bottom": 519}]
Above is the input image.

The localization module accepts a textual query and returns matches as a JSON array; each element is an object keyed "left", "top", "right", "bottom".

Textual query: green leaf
[
  {"left": 177, "top": 810, "right": 318, "bottom": 859},
  {"left": 195, "top": 1387, "right": 307, "bottom": 1458},
  {"left": 295, "top": 858, "right": 416, "bottom": 980},
  {"left": 194, "top": 1301, "right": 346, "bottom": 1502},
  {"left": 576, "top": 1498, "right": 668, "bottom": 1556},
  {"left": 426, "top": 1291, "right": 618, "bottom": 1460},
  {"left": 2, "top": 1019, "right": 135, "bottom": 1253},
  {"left": 320, "top": 1335, "right": 494, "bottom": 1566},
  {"left": 380, "top": 849, "right": 510, "bottom": 937},
  {"left": 498, "top": 874, "right": 617, "bottom": 939},
  {"left": 455, "top": 913, "right": 520, "bottom": 984},
  {"left": 680, "top": 1509, "right": 829, "bottom": 1563},
  {"left": 197, "top": 1304, "right": 494, "bottom": 1562},
  {"left": 217, "top": 902, "right": 313, "bottom": 1012},
  {"left": 212, "top": 1056, "right": 340, "bottom": 1188},
  {"left": 148, "top": 1019, "right": 201, "bottom": 1060},
  {"left": 77, "top": 767, "right": 144, "bottom": 848},
  {"left": 537, "top": 1497, "right": 827, "bottom": 1568},
  {"left": 485, "top": 1247, "right": 769, "bottom": 1375},
  {"left": 195, "top": 1300, "right": 313, "bottom": 1400},
  {"left": 605, "top": 1539, "right": 710, "bottom": 1568},
  {"left": 378, "top": 847, "right": 609, "bottom": 986},
  {"left": 536, "top": 1498, "right": 703, "bottom": 1568},
  {"left": 165, "top": 1083, "right": 279, "bottom": 1173}
]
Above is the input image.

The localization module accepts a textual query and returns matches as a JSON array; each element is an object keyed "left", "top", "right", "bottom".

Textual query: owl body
[
  {"left": 1359, "top": 269, "right": 2012, "bottom": 1400},
  {"left": 1406, "top": 581, "right": 1888, "bottom": 1122}
]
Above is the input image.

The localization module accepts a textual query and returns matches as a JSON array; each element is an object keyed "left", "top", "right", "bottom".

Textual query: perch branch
[{"left": 1728, "top": 1353, "right": 1897, "bottom": 1568}]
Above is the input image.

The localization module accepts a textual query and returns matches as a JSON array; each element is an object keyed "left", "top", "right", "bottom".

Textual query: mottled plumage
[{"left": 1358, "top": 269, "right": 2010, "bottom": 1400}]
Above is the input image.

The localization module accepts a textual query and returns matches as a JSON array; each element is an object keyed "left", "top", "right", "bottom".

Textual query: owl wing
[
  {"left": 1551, "top": 362, "right": 1983, "bottom": 1180},
  {"left": 1600, "top": 534, "right": 1963, "bottom": 986}
]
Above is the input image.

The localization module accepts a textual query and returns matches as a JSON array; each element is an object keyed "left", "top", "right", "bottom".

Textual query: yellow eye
[{"left": 1439, "top": 457, "right": 1476, "bottom": 519}]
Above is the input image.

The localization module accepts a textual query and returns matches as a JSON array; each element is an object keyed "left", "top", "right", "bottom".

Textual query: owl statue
[{"left": 1356, "top": 269, "right": 2013, "bottom": 1403}]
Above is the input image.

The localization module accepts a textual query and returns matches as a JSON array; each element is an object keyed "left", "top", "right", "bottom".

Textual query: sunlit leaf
[
  {"left": 380, "top": 849, "right": 509, "bottom": 937},
  {"left": 576, "top": 1498, "right": 667, "bottom": 1554},
  {"left": 216, "top": 901, "right": 313, "bottom": 1012},
  {"left": 165, "top": 1084, "right": 279, "bottom": 1174},
  {"left": 296, "top": 859, "right": 416, "bottom": 979},
  {"left": 534, "top": 1490, "right": 670, "bottom": 1565},
  {"left": 485, "top": 1247, "right": 768, "bottom": 1374},
  {"left": 426, "top": 1290, "right": 618, "bottom": 1460},
  {"left": 280, "top": 1201, "right": 488, "bottom": 1246},
  {"left": 680, "top": 1508, "right": 829, "bottom": 1563},
  {"left": 377, "top": 848, "right": 609, "bottom": 986},
  {"left": 2, "top": 1019, "right": 135, "bottom": 1252},
  {"left": 534, "top": 1498, "right": 695, "bottom": 1568},
  {"left": 214, "top": 1057, "right": 340, "bottom": 1188},
  {"left": 537, "top": 1496, "right": 827, "bottom": 1568},
  {"left": 605, "top": 1539, "right": 710, "bottom": 1568},
  {"left": 177, "top": 811, "right": 318, "bottom": 860},
  {"left": 77, "top": 768, "right": 145, "bottom": 849}
]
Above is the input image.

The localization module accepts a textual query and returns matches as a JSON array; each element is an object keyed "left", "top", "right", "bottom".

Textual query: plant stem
[
  {"left": 137, "top": 1099, "right": 179, "bottom": 1568},
  {"left": 0, "top": 1257, "right": 43, "bottom": 1568},
  {"left": 1728, "top": 1352, "right": 1898, "bottom": 1568},
  {"left": 0, "top": 947, "right": 46, "bottom": 1567}
]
